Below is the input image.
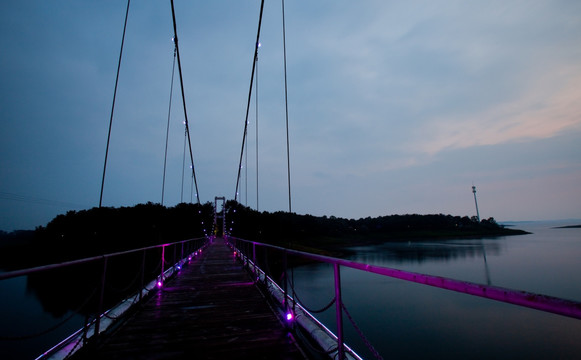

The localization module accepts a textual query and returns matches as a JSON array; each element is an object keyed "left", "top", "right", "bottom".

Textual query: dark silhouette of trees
[
  {"left": 1, "top": 202, "right": 213, "bottom": 270},
  {"left": 225, "top": 201, "right": 527, "bottom": 248}
]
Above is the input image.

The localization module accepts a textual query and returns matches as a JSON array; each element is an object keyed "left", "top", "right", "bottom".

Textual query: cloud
[{"left": 414, "top": 66, "right": 581, "bottom": 155}]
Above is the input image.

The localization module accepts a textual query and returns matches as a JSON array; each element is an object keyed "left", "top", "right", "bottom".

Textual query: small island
[
  {"left": 553, "top": 224, "right": 581, "bottom": 229},
  {"left": 225, "top": 201, "right": 529, "bottom": 253}
]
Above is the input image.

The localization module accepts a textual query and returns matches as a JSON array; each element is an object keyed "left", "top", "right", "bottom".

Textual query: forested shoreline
[{"left": 0, "top": 201, "right": 528, "bottom": 270}]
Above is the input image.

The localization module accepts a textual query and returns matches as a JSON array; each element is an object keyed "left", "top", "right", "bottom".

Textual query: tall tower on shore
[{"left": 472, "top": 185, "right": 480, "bottom": 221}]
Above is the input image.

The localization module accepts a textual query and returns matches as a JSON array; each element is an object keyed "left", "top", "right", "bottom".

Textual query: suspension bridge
[
  {"left": 3, "top": 209, "right": 581, "bottom": 359},
  {"left": 2, "top": 1, "right": 581, "bottom": 359}
]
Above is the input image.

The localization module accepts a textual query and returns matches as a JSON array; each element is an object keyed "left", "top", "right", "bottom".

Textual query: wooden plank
[{"left": 73, "top": 238, "right": 307, "bottom": 359}]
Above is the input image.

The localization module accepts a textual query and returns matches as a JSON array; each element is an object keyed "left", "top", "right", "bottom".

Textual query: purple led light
[
  {"left": 286, "top": 312, "right": 293, "bottom": 321},
  {"left": 157, "top": 280, "right": 163, "bottom": 288}
]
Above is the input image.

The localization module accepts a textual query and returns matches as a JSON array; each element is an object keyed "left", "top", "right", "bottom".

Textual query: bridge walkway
[{"left": 72, "top": 237, "right": 308, "bottom": 359}]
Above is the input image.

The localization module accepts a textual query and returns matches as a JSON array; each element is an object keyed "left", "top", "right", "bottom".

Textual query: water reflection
[
  {"left": 347, "top": 238, "right": 503, "bottom": 265},
  {"left": 291, "top": 227, "right": 581, "bottom": 360}
]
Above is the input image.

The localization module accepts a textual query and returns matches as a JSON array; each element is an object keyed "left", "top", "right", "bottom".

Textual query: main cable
[
  {"left": 99, "top": 0, "right": 130, "bottom": 208},
  {"left": 170, "top": 0, "right": 200, "bottom": 204},
  {"left": 235, "top": 0, "right": 265, "bottom": 202}
]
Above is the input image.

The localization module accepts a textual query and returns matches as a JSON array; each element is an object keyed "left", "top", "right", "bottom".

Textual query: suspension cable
[
  {"left": 255, "top": 46, "right": 260, "bottom": 211},
  {"left": 161, "top": 46, "right": 177, "bottom": 206},
  {"left": 170, "top": 0, "right": 200, "bottom": 204},
  {"left": 181, "top": 128, "right": 186, "bottom": 203},
  {"left": 281, "top": 0, "right": 296, "bottom": 316},
  {"left": 245, "top": 112, "right": 248, "bottom": 206},
  {"left": 281, "top": 0, "right": 292, "bottom": 214},
  {"left": 235, "top": 0, "right": 265, "bottom": 202},
  {"left": 99, "top": 0, "right": 131, "bottom": 208},
  {"left": 342, "top": 302, "right": 384, "bottom": 360}
]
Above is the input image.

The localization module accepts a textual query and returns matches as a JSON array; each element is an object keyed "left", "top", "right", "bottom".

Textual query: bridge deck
[{"left": 73, "top": 238, "right": 307, "bottom": 359}]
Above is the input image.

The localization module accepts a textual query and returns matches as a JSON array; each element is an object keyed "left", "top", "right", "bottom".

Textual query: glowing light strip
[{"left": 230, "top": 237, "right": 581, "bottom": 320}]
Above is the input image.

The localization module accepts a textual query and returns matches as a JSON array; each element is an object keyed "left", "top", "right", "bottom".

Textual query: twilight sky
[{"left": 1, "top": 1, "right": 580, "bottom": 231}]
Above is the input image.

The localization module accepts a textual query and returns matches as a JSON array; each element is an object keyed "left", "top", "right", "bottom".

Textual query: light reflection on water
[{"left": 292, "top": 221, "right": 581, "bottom": 360}]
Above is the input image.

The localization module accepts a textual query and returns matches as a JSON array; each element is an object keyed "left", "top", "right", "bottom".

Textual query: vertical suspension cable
[
  {"left": 180, "top": 129, "right": 186, "bottom": 203},
  {"left": 255, "top": 47, "right": 260, "bottom": 211},
  {"left": 281, "top": 0, "right": 296, "bottom": 316},
  {"left": 235, "top": 0, "right": 265, "bottom": 202},
  {"left": 161, "top": 46, "right": 177, "bottom": 206},
  {"left": 99, "top": 0, "right": 130, "bottom": 208},
  {"left": 281, "top": 0, "right": 292, "bottom": 214},
  {"left": 245, "top": 117, "right": 248, "bottom": 206},
  {"left": 170, "top": 0, "right": 200, "bottom": 204}
]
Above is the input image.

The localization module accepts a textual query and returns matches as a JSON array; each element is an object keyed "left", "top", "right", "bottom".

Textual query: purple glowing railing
[
  {"left": 228, "top": 236, "right": 581, "bottom": 320},
  {"left": 227, "top": 236, "right": 581, "bottom": 360}
]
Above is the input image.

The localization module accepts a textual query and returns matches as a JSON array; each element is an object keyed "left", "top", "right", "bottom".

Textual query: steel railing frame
[{"left": 227, "top": 236, "right": 581, "bottom": 360}]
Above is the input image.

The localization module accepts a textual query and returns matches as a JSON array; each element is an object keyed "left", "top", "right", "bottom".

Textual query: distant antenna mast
[{"left": 472, "top": 185, "right": 481, "bottom": 221}]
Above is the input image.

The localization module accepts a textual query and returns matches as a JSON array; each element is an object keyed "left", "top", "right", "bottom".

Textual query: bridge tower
[
  {"left": 472, "top": 185, "right": 480, "bottom": 222},
  {"left": 214, "top": 196, "right": 226, "bottom": 236}
]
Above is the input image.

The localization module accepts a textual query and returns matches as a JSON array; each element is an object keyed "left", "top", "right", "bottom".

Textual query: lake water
[
  {"left": 291, "top": 221, "right": 581, "bottom": 359},
  {"left": 0, "top": 275, "right": 85, "bottom": 360},
  {"left": 1, "top": 220, "right": 580, "bottom": 359}
]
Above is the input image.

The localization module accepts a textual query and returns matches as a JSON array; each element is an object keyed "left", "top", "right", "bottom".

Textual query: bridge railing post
[
  {"left": 334, "top": 263, "right": 345, "bottom": 360},
  {"left": 173, "top": 244, "right": 177, "bottom": 269},
  {"left": 95, "top": 256, "right": 108, "bottom": 336},
  {"left": 160, "top": 245, "right": 166, "bottom": 286},
  {"left": 139, "top": 250, "right": 146, "bottom": 302},
  {"left": 253, "top": 242, "right": 257, "bottom": 277},
  {"left": 283, "top": 250, "right": 288, "bottom": 310}
]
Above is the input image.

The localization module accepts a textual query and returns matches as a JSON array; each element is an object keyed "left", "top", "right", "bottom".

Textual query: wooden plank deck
[{"left": 73, "top": 238, "right": 308, "bottom": 359}]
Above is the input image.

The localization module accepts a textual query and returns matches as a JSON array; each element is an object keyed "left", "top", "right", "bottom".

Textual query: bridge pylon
[{"left": 214, "top": 196, "right": 226, "bottom": 237}]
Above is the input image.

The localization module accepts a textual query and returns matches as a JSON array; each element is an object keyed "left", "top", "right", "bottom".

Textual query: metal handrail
[
  {"left": 1, "top": 236, "right": 208, "bottom": 359},
  {"left": 228, "top": 236, "right": 581, "bottom": 360},
  {"left": 228, "top": 236, "right": 581, "bottom": 319},
  {"left": 0, "top": 237, "right": 206, "bottom": 281}
]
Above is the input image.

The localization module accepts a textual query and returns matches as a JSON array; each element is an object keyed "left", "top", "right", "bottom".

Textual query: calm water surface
[
  {"left": 0, "top": 274, "right": 85, "bottom": 359},
  {"left": 292, "top": 221, "right": 581, "bottom": 360},
  {"left": 1, "top": 221, "right": 580, "bottom": 359}
]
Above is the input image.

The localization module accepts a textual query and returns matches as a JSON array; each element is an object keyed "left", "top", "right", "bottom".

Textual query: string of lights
[
  {"left": 234, "top": 0, "right": 265, "bottom": 202},
  {"left": 170, "top": 0, "right": 200, "bottom": 204}
]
